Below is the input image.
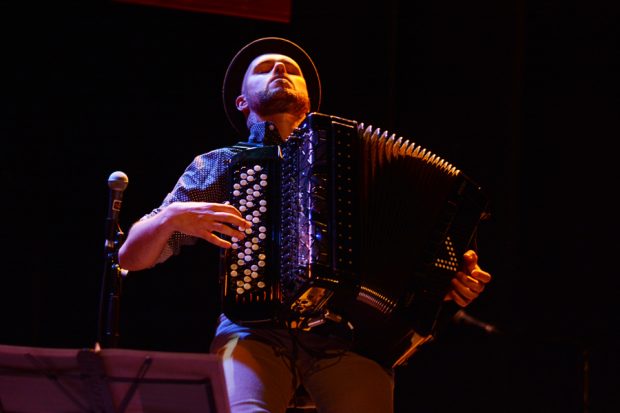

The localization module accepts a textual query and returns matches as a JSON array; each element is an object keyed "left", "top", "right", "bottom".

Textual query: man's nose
[{"left": 273, "top": 61, "right": 286, "bottom": 74}]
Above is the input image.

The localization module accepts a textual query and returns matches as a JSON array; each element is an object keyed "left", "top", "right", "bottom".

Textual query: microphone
[
  {"left": 453, "top": 309, "right": 501, "bottom": 335},
  {"left": 104, "top": 171, "right": 129, "bottom": 250}
]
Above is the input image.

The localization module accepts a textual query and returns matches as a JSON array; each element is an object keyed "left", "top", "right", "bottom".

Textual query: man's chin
[{"left": 256, "top": 90, "right": 310, "bottom": 116}]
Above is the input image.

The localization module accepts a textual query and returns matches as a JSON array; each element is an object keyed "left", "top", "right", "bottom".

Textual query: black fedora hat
[{"left": 222, "top": 37, "right": 322, "bottom": 136}]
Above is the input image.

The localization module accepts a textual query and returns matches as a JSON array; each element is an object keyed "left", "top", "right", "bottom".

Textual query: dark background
[{"left": 2, "top": 1, "right": 619, "bottom": 412}]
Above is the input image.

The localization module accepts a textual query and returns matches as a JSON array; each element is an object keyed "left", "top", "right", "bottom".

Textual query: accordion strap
[{"left": 230, "top": 141, "right": 263, "bottom": 152}]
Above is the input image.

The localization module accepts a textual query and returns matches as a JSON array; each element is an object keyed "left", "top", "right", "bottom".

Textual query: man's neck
[{"left": 247, "top": 112, "right": 305, "bottom": 140}]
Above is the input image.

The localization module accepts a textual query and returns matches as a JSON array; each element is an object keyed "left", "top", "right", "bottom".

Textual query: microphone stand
[{"left": 97, "top": 228, "right": 127, "bottom": 349}]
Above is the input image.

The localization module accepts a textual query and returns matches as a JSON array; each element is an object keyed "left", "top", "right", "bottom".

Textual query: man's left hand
[{"left": 444, "top": 250, "right": 492, "bottom": 307}]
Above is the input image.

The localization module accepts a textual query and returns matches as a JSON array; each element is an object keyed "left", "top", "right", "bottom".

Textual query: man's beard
[{"left": 252, "top": 88, "right": 310, "bottom": 119}]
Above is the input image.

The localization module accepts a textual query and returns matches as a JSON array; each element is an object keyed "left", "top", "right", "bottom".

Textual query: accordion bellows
[{"left": 220, "top": 112, "right": 488, "bottom": 367}]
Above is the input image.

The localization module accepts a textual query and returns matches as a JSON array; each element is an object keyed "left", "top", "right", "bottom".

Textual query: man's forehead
[{"left": 249, "top": 53, "right": 301, "bottom": 68}]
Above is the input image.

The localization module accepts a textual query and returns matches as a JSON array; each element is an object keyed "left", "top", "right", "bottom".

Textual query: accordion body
[{"left": 219, "top": 112, "right": 488, "bottom": 367}]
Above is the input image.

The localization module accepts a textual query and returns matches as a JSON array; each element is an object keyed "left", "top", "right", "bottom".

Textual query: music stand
[{"left": 0, "top": 344, "right": 230, "bottom": 413}]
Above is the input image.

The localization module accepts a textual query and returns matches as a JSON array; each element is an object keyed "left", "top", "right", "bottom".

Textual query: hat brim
[{"left": 222, "top": 37, "right": 322, "bottom": 136}]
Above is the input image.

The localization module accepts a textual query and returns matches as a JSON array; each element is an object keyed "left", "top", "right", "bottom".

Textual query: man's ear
[{"left": 236, "top": 95, "right": 248, "bottom": 112}]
